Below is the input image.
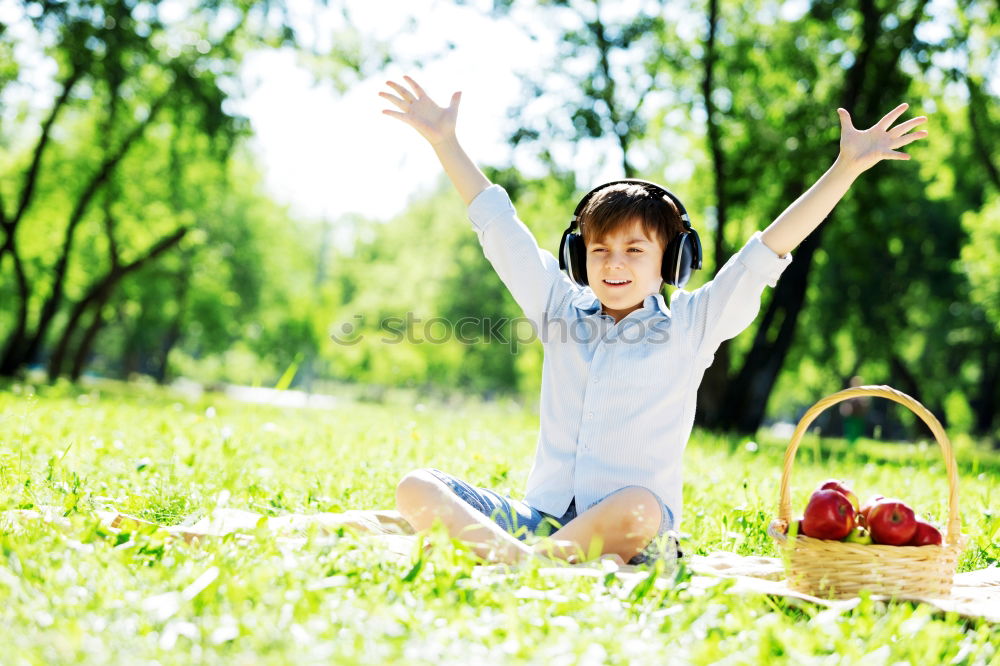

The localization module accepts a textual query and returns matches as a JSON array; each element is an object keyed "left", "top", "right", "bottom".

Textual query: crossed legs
[{"left": 395, "top": 470, "right": 662, "bottom": 565}]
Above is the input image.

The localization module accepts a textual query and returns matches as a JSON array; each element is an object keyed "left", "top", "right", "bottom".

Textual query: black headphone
[{"left": 558, "top": 179, "right": 703, "bottom": 289}]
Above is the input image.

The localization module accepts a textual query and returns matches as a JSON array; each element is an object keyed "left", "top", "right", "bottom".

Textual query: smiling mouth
[{"left": 602, "top": 279, "right": 632, "bottom": 287}]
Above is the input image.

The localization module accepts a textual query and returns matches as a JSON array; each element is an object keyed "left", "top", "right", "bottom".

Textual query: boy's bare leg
[
  {"left": 395, "top": 470, "right": 536, "bottom": 565},
  {"left": 540, "top": 487, "right": 662, "bottom": 563}
]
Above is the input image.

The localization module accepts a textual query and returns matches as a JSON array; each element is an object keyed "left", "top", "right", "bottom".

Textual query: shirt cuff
[
  {"left": 736, "top": 231, "right": 794, "bottom": 287},
  {"left": 467, "top": 184, "right": 514, "bottom": 233}
]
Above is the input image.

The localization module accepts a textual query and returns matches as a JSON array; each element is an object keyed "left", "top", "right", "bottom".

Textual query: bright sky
[{"left": 234, "top": 0, "right": 555, "bottom": 223}]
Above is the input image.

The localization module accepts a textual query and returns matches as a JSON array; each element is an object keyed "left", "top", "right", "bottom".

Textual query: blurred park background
[{"left": 0, "top": 0, "right": 997, "bottom": 443}]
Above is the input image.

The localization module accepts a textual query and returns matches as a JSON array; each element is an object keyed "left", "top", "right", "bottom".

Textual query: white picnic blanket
[{"left": 5, "top": 506, "right": 997, "bottom": 623}]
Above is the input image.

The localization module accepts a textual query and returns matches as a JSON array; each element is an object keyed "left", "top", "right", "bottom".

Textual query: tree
[
  {"left": 713, "top": 0, "right": 938, "bottom": 432},
  {"left": 1, "top": 0, "right": 241, "bottom": 376},
  {"left": 0, "top": 0, "right": 405, "bottom": 380},
  {"left": 99, "top": 157, "right": 321, "bottom": 386}
]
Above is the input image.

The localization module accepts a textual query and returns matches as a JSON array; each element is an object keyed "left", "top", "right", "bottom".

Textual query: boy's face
[{"left": 585, "top": 219, "right": 665, "bottom": 322}]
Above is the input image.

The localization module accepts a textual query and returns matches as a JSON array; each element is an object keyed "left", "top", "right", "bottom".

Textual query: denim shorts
[{"left": 425, "top": 468, "right": 677, "bottom": 566}]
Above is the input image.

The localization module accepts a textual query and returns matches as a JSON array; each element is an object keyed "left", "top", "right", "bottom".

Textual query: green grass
[{"left": 1, "top": 380, "right": 998, "bottom": 664}]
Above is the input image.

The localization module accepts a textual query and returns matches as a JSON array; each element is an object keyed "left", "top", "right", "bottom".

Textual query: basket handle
[{"left": 777, "top": 384, "right": 961, "bottom": 546}]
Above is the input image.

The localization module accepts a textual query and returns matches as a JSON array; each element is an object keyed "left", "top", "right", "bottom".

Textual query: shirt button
[
  {"left": 587, "top": 412, "right": 594, "bottom": 419},
  {"left": 592, "top": 376, "right": 599, "bottom": 383}
]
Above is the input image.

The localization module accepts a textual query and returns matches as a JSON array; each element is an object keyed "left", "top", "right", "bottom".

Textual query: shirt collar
[{"left": 574, "top": 289, "right": 671, "bottom": 320}]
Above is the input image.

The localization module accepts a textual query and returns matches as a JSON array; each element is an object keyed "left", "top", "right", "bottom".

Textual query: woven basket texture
[{"left": 769, "top": 385, "right": 963, "bottom": 600}]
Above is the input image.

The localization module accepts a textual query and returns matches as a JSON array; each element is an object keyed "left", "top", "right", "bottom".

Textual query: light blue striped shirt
[{"left": 468, "top": 185, "right": 793, "bottom": 527}]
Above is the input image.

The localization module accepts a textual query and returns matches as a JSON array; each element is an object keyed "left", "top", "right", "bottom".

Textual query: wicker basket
[{"left": 768, "top": 385, "right": 963, "bottom": 599}]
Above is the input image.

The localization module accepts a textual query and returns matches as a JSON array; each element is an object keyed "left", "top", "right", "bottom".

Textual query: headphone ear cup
[
  {"left": 685, "top": 228, "right": 703, "bottom": 271},
  {"left": 662, "top": 232, "right": 686, "bottom": 287},
  {"left": 674, "top": 239, "right": 693, "bottom": 288},
  {"left": 567, "top": 233, "right": 589, "bottom": 286}
]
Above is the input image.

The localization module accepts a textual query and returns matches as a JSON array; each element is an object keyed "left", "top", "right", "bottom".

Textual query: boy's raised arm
[
  {"left": 673, "top": 103, "right": 929, "bottom": 360},
  {"left": 379, "top": 75, "right": 491, "bottom": 206},
  {"left": 380, "top": 75, "right": 576, "bottom": 327},
  {"left": 759, "top": 103, "right": 929, "bottom": 258}
]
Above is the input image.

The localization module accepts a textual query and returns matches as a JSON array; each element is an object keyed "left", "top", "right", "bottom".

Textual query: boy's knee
[
  {"left": 613, "top": 486, "right": 663, "bottom": 542},
  {"left": 395, "top": 469, "right": 444, "bottom": 512}
]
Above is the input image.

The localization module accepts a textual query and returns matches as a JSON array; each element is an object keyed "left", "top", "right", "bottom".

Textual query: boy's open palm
[
  {"left": 837, "top": 103, "right": 929, "bottom": 174},
  {"left": 380, "top": 75, "right": 461, "bottom": 146}
]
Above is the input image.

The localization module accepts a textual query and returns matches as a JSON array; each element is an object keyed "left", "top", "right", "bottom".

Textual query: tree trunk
[
  {"left": 888, "top": 352, "right": 947, "bottom": 437},
  {"left": 12, "top": 92, "right": 170, "bottom": 373},
  {"left": 589, "top": 2, "right": 636, "bottom": 178},
  {"left": 0, "top": 67, "right": 81, "bottom": 264},
  {"left": 45, "top": 226, "right": 188, "bottom": 379},
  {"left": 963, "top": 73, "right": 999, "bottom": 190},
  {"left": 718, "top": 217, "right": 819, "bottom": 432},
  {"left": 970, "top": 332, "right": 1000, "bottom": 439},
  {"left": 69, "top": 305, "right": 109, "bottom": 381},
  {"left": 709, "top": 0, "right": 934, "bottom": 434},
  {"left": 154, "top": 314, "right": 184, "bottom": 384},
  {"left": 694, "top": 0, "right": 731, "bottom": 427},
  {"left": 120, "top": 304, "right": 144, "bottom": 380},
  {"left": 154, "top": 263, "right": 191, "bottom": 384},
  {"left": 0, "top": 244, "right": 32, "bottom": 376},
  {"left": 48, "top": 280, "right": 115, "bottom": 379}
]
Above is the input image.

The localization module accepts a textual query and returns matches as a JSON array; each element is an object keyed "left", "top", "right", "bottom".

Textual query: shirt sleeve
[
  {"left": 468, "top": 184, "right": 578, "bottom": 327},
  {"left": 669, "top": 230, "right": 793, "bottom": 364}
]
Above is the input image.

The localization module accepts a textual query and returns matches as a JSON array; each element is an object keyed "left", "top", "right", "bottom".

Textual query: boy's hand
[
  {"left": 380, "top": 75, "right": 461, "bottom": 147},
  {"left": 760, "top": 103, "right": 928, "bottom": 256},
  {"left": 836, "top": 103, "right": 928, "bottom": 175},
  {"left": 379, "top": 74, "right": 490, "bottom": 205}
]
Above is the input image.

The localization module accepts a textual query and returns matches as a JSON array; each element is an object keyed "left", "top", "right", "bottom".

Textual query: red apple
[
  {"left": 802, "top": 489, "right": 856, "bottom": 540},
  {"left": 858, "top": 494, "right": 885, "bottom": 527},
  {"left": 908, "top": 520, "right": 943, "bottom": 546},
  {"left": 819, "top": 479, "right": 860, "bottom": 512},
  {"left": 867, "top": 499, "right": 917, "bottom": 545}
]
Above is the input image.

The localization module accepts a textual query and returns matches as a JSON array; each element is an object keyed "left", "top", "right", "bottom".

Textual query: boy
[{"left": 379, "top": 75, "right": 927, "bottom": 566}]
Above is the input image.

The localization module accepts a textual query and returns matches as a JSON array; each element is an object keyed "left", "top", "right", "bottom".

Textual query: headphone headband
[{"left": 570, "top": 178, "right": 692, "bottom": 232}]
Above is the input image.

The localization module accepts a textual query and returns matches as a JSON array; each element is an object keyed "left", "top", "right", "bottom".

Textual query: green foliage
[
  {"left": 324, "top": 171, "right": 576, "bottom": 396},
  {"left": 962, "top": 194, "right": 1000, "bottom": 335},
  {"left": 0, "top": 383, "right": 998, "bottom": 662},
  {"left": 0, "top": 0, "right": 401, "bottom": 387}
]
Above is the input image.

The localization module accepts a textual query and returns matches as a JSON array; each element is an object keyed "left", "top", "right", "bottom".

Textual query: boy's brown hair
[{"left": 578, "top": 182, "right": 685, "bottom": 250}]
